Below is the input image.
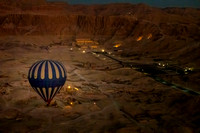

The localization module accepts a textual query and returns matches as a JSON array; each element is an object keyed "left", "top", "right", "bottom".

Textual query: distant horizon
[{"left": 47, "top": 0, "right": 200, "bottom": 8}]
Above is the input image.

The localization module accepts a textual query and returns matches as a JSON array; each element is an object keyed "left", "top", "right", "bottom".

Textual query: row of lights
[
  {"left": 67, "top": 85, "right": 79, "bottom": 91},
  {"left": 67, "top": 47, "right": 107, "bottom": 106},
  {"left": 158, "top": 62, "right": 168, "bottom": 67},
  {"left": 67, "top": 85, "right": 96, "bottom": 105},
  {"left": 184, "top": 67, "right": 194, "bottom": 74},
  {"left": 67, "top": 85, "right": 78, "bottom": 106},
  {"left": 136, "top": 34, "right": 152, "bottom": 41},
  {"left": 82, "top": 49, "right": 105, "bottom": 54},
  {"left": 157, "top": 62, "right": 194, "bottom": 75},
  {"left": 184, "top": 67, "right": 194, "bottom": 72}
]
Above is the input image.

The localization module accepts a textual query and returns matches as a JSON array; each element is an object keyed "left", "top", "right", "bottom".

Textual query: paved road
[{"left": 92, "top": 51, "right": 200, "bottom": 95}]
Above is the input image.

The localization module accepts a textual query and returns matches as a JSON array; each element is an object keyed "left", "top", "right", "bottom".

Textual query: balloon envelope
[{"left": 28, "top": 60, "right": 67, "bottom": 105}]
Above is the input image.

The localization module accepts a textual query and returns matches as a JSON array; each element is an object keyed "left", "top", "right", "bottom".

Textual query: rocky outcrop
[
  {"left": 0, "top": 1, "right": 199, "bottom": 41},
  {"left": 0, "top": 0, "right": 200, "bottom": 66},
  {"left": 0, "top": 14, "right": 161, "bottom": 39}
]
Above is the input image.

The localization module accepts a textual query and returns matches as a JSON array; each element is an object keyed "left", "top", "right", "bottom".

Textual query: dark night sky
[{"left": 47, "top": 0, "right": 200, "bottom": 8}]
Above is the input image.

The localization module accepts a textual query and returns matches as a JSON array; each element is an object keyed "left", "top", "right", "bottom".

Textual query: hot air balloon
[{"left": 28, "top": 60, "right": 67, "bottom": 105}]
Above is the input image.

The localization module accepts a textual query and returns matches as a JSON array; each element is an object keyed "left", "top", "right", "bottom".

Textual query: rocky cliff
[
  {"left": 0, "top": 0, "right": 200, "bottom": 66},
  {"left": 0, "top": 1, "right": 199, "bottom": 39}
]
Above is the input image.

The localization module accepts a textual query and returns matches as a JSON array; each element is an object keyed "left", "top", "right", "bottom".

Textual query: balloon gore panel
[{"left": 28, "top": 60, "right": 67, "bottom": 104}]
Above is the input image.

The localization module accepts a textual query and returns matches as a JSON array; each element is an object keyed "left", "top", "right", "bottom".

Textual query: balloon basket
[{"left": 46, "top": 99, "right": 52, "bottom": 106}]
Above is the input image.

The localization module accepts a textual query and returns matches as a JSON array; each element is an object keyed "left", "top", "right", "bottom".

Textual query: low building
[{"left": 76, "top": 39, "right": 99, "bottom": 49}]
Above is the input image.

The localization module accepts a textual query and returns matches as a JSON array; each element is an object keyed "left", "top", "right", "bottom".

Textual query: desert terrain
[{"left": 0, "top": 0, "right": 200, "bottom": 133}]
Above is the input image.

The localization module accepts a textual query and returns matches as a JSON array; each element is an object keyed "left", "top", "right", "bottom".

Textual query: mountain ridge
[{"left": 0, "top": 0, "right": 200, "bottom": 66}]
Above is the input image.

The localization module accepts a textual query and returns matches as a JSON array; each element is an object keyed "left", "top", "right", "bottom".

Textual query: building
[{"left": 76, "top": 39, "right": 99, "bottom": 49}]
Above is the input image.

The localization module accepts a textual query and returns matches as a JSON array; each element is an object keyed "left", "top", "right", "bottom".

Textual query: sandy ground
[{"left": 0, "top": 37, "right": 199, "bottom": 133}]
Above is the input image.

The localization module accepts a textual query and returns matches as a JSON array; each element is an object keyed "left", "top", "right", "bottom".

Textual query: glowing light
[
  {"left": 113, "top": 44, "right": 121, "bottom": 48},
  {"left": 137, "top": 36, "right": 143, "bottom": 41},
  {"left": 76, "top": 39, "right": 95, "bottom": 43},
  {"left": 68, "top": 86, "right": 71, "bottom": 89},
  {"left": 82, "top": 50, "right": 86, "bottom": 53},
  {"left": 76, "top": 39, "right": 99, "bottom": 46},
  {"left": 188, "top": 67, "right": 194, "bottom": 71},
  {"left": 70, "top": 102, "right": 73, "bottom": 105},
  {"left": 147, "top": 34, "right": 152, "bottom": 39},
  {"left": 101, "top": 49, "right": 105, "bottom": 52},
  {"left": 93, "top": 102, "right": 96, "bottom": 105},
  {"left": 185, "top": 72, "right": 188, "bottom": 74},
  {"left": 185, "top": 67, "right": 194, "bottom": 71},
  {"left": 91, "top": 46, "right": 98, "bottom": 49},
  {"left": 74, "top": 88, "right": 79, "bottom": 91}
]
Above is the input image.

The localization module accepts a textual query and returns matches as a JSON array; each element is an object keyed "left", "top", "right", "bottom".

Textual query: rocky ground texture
[
  {"left": 0, "top": 39, "right": 199, "bottom": 133},
  {"left": 0, "top": 0, "right": 200, "bottom": 132}
]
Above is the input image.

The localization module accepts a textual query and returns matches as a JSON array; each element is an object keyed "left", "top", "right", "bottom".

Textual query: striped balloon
[{"left": 28, "top": 60, "right": 67, "bottom": 105}]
